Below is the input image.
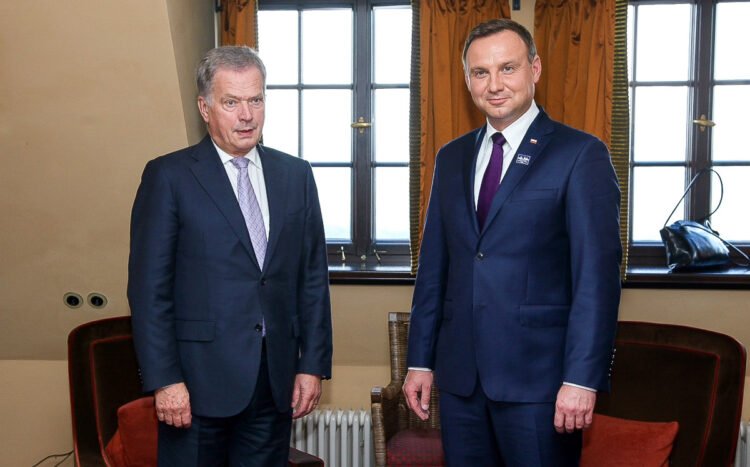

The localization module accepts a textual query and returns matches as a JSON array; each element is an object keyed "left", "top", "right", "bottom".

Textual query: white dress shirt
[
  {"left": 473, "top": 101, "right": 539, "bottom": 206},
  {"left": 212, "top": 141, "right": 270, "bottom": 239}
]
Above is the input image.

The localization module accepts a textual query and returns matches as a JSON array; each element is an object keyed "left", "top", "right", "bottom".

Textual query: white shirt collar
[
  {"left": 211, "top": 140, "right": 261, "bottom": 168},
  {"left": 484, "top": 101, "right": 540, "bottom": 150}
]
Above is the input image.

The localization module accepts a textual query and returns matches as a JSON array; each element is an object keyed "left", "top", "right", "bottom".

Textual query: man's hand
[
  {"left": 403, "top": 370, "right": 433, "bottom": 421},
  {"left": 155, "top": 382, "right": 192, "bottom": 428},
  {"left": 554, "top": 385, "right": 596, "bottom": 433},
  {"left": 292, "top": 373, "right": 322, "bottom": 419}
]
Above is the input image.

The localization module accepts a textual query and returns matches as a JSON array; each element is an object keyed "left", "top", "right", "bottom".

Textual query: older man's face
[
  {"left": 464, "top": 30, "right": 541, "bottom": 132},
  {"left": 198, "top": 66, "right": 265, "bottom": 157}
]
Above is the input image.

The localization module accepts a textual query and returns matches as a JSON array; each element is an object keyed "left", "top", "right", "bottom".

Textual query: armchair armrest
[{"left": 371, "top": 381, "right": 404, "bottom": 467}]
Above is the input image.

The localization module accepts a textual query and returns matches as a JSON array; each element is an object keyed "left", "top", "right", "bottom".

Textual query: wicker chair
[{"left": 371, "top": 312, "right": 444, "bottom": 467}]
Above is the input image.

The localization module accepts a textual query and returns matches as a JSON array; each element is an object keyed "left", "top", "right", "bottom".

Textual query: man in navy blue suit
[
  {"left": 403, "top": 19, "right": 621, "bottom": 466},
  {"left": 128, "top": 46, "right": 332, "bottom": 466}
]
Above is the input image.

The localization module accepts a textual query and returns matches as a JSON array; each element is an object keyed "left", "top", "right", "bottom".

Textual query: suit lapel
[
  {"left": 258, "top": 145, "right": 288, "bottom": 270},
  {"left": 189, "top": 136, "right": 258, "bottom": 266},
  {"left": 465, "top": 127, "right": 486, "bottom": 236},
  {"left": 480, "top": 110, "right": 556, "bottom": 236}
]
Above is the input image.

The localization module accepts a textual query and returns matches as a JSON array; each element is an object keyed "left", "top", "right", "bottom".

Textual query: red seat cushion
[
  {"left": 581, "top": 413, "right": 679, "bottom": 467},
  {"left": 105, "top": 396, "right": 158, "bottom": 467},
  {"left": 386, "top": 428, "right": 444, "bottom": 466},
  {"left": 105, "top": 430, "right": 128, "bottom": 467}
]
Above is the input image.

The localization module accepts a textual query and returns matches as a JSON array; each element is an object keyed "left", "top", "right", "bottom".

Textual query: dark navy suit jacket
[
  {"left": 407, "top": 109, "right": 621, "bottom": 402},
  {"left": 128, "top": 135, "right": 332, "bottom": 418}
]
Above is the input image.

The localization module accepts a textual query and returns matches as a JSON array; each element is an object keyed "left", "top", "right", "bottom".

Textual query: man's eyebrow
[{"left": 222, "top": 93, "right": 262, "bottom": 100}]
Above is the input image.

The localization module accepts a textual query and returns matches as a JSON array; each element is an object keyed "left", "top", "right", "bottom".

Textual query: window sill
[
  {"left": 327, "top": 265, "right": 750, "bottom": 288},
  {"left": 625, "top": 266, "right": 750, "bottom": 289},
  {"left": 329, "top": 263, "right": 414, "bottom": 284}
]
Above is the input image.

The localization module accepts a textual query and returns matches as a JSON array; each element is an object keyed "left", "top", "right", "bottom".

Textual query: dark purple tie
[{"left": 476, "top": 132, "right": 505, "bottom": 230}]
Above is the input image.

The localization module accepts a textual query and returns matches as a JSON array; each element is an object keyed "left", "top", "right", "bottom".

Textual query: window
[
  {"left": 258, "top": 0, "right": 412, "bottom": 269},
  {"left": 627, "top": 0, "right": 750, "bottom": 268}
]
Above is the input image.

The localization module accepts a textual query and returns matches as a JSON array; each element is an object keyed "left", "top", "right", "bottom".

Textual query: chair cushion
[
  {"left": 105, "top": 396, "right": 158, "bottom": 467},
  {"left": 581, "top": 413, "right": 679, "bottom": 467},
  {"left": 386, "top": 428, "right": 444, "bottom": 466},
  {"left": 104, "top": 430, "right": 128, "bottom": 467}
]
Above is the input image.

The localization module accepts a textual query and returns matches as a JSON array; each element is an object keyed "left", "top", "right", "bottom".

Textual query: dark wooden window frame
[
  {"left": 626, "top": 0, "right": 750, "bottom": 288},
  {"left": 258, "top": 0, "right": 412, "bottom": 277}
]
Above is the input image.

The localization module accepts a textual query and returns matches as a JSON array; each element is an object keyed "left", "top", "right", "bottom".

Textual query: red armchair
[{"left": 68, "top": 316, "right": 323, "bottom": 466}]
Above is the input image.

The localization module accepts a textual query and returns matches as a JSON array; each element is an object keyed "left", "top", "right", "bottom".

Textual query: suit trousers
[
  {"left": 157, "top": 341, "right": 293, "bottom": 467},
  {"left": 439, "top": 377, "right": 581, "bottom": 467}
]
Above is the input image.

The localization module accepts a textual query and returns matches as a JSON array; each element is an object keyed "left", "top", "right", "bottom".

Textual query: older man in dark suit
[{"left": 128, "top": 46, "right": 332, "bottom": 466}]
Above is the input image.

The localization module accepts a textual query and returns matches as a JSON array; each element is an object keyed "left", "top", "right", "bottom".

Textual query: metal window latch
[
  {"left": 339, "top": 246, "right": 346, "bottom": 262},
  {"left": 350, "top": 117, "right": 372, "bottom": 134},
  {"left": 693, "top": 114, "right": 716, "bottom": 132},
  {"left": 373, "top": 248, "right": 386, "bottom": 264}
]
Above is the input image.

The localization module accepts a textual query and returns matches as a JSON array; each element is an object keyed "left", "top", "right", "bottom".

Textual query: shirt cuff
[
  {"left": 408, "top": 367, "right": 432, "bottom": 372},
  {"left": 563, "top": 381, "right": 597, "bottom": 392}
]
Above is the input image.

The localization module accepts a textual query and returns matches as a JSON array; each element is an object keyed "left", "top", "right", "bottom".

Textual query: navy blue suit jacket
[
  {"left": 128, "top": 135, "right": 332, "bottom": 418},
  {"left": 407, "top": 109, "right": 621, "bottom": 402}
]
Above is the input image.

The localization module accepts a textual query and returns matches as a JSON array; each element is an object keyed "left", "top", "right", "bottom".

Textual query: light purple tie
[
  {"left": 231, "top": 157, "right": 267, "bottom": 269},
  {"left": 476, "top": 132, "right": 506, "bottom": 230}
]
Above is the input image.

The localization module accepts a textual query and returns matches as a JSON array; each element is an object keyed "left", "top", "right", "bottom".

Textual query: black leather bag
[{"left": 659, "top": 169, "right": 749, "bottom": 272}]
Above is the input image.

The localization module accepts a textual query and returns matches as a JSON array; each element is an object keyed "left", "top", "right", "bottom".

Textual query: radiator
[
  {"left": 290, "top": 409, "right": 374, "bottom": 467},
  {"left": 737, "top": 420, "right": 750, "bottom": 467}
]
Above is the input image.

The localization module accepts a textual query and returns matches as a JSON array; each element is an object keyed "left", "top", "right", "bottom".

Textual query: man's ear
[
  {"left": 531, "top": 55, "right": 542, "bottom": 84},
  {"left": 197, "top": 96, "right": 210, "bottom": 123}
]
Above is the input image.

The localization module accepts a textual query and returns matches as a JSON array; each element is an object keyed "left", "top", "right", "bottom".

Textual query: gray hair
[
  {"left": 196, "top": 46, "right": 267, "bottom": 103},
  {"left": 462, "top": 19, "right": 538, "bottom": 70}
]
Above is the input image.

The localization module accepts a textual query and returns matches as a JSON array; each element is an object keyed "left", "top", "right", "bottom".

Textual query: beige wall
[
  {"left": 0, "top": 0, "right": 213, "bottom": 361},
  {"left": 0, "top": 1, "right": 212, "bottom": 464},
  {"left": 1, "top": 0, "right": 749, "bottom": 465},
  {"left": 513, "top": 0, "right": 537, "bottom": 31},
  {"left": 165, "top": 0, "right": 216, "bottom": 145},
  {"left": 5, "top": 287, "right": 750, "bottom": 465}
]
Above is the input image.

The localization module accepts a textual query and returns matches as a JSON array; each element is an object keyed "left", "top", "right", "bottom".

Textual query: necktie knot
[
  {"left": 492, "top": 132, "right": 506, "bottom": 147},
  {"left": 231, "top": 157, "right": 250, "bottom": 170}
]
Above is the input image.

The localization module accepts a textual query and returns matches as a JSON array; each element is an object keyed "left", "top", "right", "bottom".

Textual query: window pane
[
  {"left": 312, "top": 167, "right": 351, "bottom": 241},
  {"left": 635, "top": 4, "right": 691, "bottom": 82},
  {"left": 258, "top": 10, "right": 298, "bottom": 85},
  {"left": 712, "top": 85, "right": 750, "bottom": 162},
  {"left": 263, "top": 90, "right": 298, "bottom": 157},
  {"left": 373, "top": 6, "right": 411, "bottom": 84},
  {"left": 632, "top": 87, "right": 688, "bottom": 162},
  {"left": 302, "top": 89, "right": 352, "bottom": 162},
  {"left": 301, "top": 9, "right": 352, "bottom": 84},
  {"left": 711, "top": 166, "right": 750, "bottom": 241},
  {"left": 375, "top": 167, "right": 409, "bottom": 241},
  {"left": 632, "top": 167, "right": 685, "bottom": 241},
  {"left": 714, "top": 2, "right": 750, "bottom": 80},
  {"left": 627, "top": 4, "right": 634, "bottom": 83},
  {"left": 374, "top": 89, "right": 409, "bottom": 163}
]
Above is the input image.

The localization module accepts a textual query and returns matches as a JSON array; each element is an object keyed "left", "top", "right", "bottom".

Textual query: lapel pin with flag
[{"left": 530, "top": 138, "right": 537, "bottom": 144}]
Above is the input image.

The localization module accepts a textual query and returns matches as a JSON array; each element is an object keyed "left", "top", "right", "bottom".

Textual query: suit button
[
  {"left": 260, "top": 278, "right": 267, "bottom": 286},
  {"left": 254, "top": 324, "right": 263, "bottom": 332},
  {"left": 476, "top": 252, "right": 484, "bottom": 260}
]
